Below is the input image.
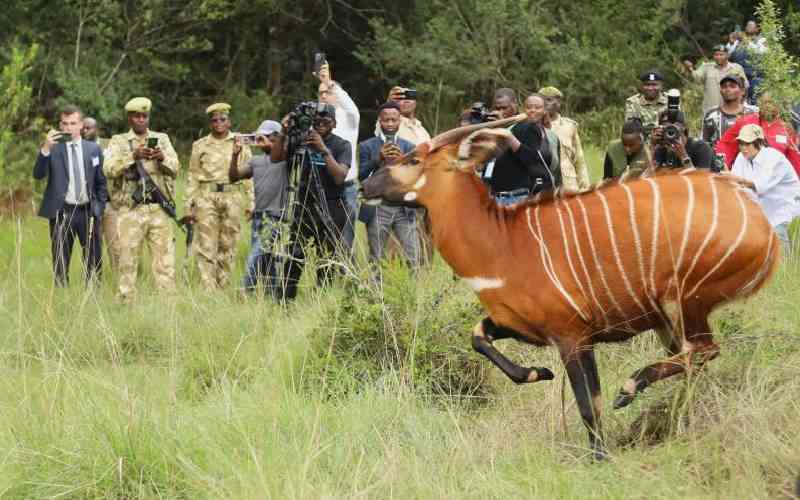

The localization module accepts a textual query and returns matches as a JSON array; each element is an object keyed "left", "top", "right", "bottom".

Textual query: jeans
[
  {"left": 366, "top": 205, "right": 420, "bottom": 268},
  {"left": 775, "top": 221, "right": 793, "bottom": 254},
  {"left": 341, "top": 182, "right": 359, "bottom": 254},
  {"left": 242, "top": 211, "right": 282, "bottom": 296},
  {"left": 494, "top": 188, "right": 530, "bottom": 207}
]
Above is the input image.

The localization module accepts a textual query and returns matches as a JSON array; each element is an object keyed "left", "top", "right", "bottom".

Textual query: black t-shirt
[
  {"left": 654, "top": 138, "right": 713, "bottom": 169},
  {"left": 487, "top": 122, "right": 553, "bottom": 193},
  {"left": 299, "top": 133, "right": 351, "bottom": 200}
]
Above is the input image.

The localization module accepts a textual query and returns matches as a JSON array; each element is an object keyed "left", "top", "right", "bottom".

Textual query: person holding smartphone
[
  {"left": 33, "top": 104, "right": 108, "bottom": 287},
  {"left": 104, "top": 97, "right": 180, "bottom": 301},
  {"left": 316, "top": 59, "right": 361, "bottom": 258},
  {"left": 182, "top": 102, "right": 254, "bottom": 292}
]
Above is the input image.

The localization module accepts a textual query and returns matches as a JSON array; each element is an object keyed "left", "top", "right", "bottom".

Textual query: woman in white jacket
[{"left": 731, "top": 123, "right": 800, "bottom": 251}]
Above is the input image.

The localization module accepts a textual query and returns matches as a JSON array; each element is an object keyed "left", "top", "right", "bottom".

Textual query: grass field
[{"left": 1, "top": 147, "right": 799, "bottom": 499}]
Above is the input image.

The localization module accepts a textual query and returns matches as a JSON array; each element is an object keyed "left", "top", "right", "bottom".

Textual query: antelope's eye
[{"left": 408, "top": 157, "right": 421, "bottom": 166}]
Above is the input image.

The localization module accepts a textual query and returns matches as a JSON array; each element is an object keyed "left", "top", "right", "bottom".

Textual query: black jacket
[{"left": 33, "top": 140, "right": 108, "bottom": 219}]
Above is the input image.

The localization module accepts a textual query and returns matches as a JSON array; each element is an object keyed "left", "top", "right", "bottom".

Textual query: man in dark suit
[
  {"left": 358, "top": 101, "right": 419, "bottom": 268},
  {"left": 33, "top": 104, "right": 108, "bottom": 286}
]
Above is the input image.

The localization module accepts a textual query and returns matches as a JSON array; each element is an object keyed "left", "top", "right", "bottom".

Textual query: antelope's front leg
[
  {"left": 559, "top": 341, "right": 607, "bottom": 460},
  {"left": 472, "top": 318, "right": 554, "bottom": 384}
]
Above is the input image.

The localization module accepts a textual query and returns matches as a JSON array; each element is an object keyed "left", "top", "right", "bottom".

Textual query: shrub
[{"left": 304, "top": 259, "right": 491, "bottom": 401}]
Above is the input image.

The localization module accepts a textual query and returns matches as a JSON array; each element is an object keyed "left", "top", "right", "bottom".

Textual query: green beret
[
  {"left": 538, "top": 86, "right": 563, "bottom": 98},
  {"left": 206, "top": 102, "right": 231, "bottom": 115},
  {"left": 125, "top": 97, "right": 152, "bottom": 113}
]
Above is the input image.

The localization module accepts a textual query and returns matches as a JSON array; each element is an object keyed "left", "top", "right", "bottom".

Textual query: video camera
[
  {"left": 659, "top": 89, "right": 684, "bottom": 145},
  {"left": 285, "top": 101, "right": 327, "bottom": 141}
]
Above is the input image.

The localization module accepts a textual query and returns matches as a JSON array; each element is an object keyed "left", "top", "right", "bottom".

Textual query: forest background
[{"left": 1, "top": 0, "right": 800, "bottom": 204}]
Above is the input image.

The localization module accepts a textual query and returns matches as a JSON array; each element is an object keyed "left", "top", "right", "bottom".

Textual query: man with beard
[
  {"left": 702, "top": 75, "right": 758, "bottom": 148},
  {"left": 625, "top": 70, "right": 668, "bottom": 141},
  {"left": 183, "top": 103, "right": 253, "bottom": 291},
  {"left": 105, "top": 97, "right": 180, "bottom": 301},
  {"left": 271, "top": 103, "right": 351, "bottom": 300},
  {"left": 539, "top": 86, "right": 590, "bottom": 192},
  {"left": 716, "top": 92, "right": 800, "bottom": 175}
]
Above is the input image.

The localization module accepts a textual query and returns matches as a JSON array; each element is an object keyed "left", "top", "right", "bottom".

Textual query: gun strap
[{"left": 128, "top": 139, "right": 184, "bottom": 233}]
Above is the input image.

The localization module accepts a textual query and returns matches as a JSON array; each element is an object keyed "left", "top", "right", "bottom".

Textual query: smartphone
[
  {"left": 237, "top": 133, "right": 258, "bottom": 146},
  {"left": 55, "top": 132, "right": 72, "bottom": 143},
  {"left": 313, "top": 52, "right": 327, "bottom": 75},
  {"left": 402, "top": 88, "right": 418, "bottom": 100},
  {"left": 146, "top": 137, "right": 159, "bottom": 149}
]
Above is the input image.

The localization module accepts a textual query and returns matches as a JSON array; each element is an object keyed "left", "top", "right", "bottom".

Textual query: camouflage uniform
[
  {"left": 550, "top": 116, "right": 590, "bottom": 192},
  {"left": 98, "top": 137, "right": 124, "bottom": 271},
  {"left": 105, "top": 129, "right": 180, "bottom": 299},
  {"left": 185, "top": 132, "right": 253, "bottom": 290},
  {"left": 624, "top": 93, "right": 668, "bottom": 139}
]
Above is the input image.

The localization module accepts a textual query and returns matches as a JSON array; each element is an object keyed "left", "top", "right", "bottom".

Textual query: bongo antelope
[{"left": 361, "top": 116, "right": 780, "bottom": 459}]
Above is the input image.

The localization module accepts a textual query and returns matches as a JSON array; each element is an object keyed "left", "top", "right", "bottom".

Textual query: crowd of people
[{"left": 32, "top": 20, "right": 800, "bottom": 301}]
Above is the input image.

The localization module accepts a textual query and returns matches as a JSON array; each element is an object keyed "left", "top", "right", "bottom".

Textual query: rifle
[{"left": 129, "top": 141, "right": 194, "bottom": 251}]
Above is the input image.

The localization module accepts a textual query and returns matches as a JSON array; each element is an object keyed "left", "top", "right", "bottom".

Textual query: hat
[
  {"left": 206, "top": 102, "right": 231, "bottom": 115},
  {"left": 255, "top": 120, "right": 282, "bottom": 135},
  {"left": 538, "top": 86, "right": 563, "bottom": 98},
  {"left": 712, "top": 44, "right": 729, "bottom": 53},
  {"left": 316, "top": 102, "right": 337, "bottom": 117},
  {"left": 720, "top": 74, "right": 744, "bottom": 87},
  {"left": 640, "top": 70, "right": 663, "bottom": 82},
  {"left": 737, "top": 123, "right": 765, "bottom": 143},
  {"left": 125, "top": 97, "right": 152, "bottom": 113}
]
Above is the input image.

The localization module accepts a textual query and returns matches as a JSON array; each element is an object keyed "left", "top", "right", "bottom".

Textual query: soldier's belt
[{"left": 199, "top": 182, "right": 242, "bottom": 193}]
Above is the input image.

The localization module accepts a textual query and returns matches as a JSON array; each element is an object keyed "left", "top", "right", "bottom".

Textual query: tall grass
[{"left": 1, "top": 151, "right": 798, "bottom": 499}]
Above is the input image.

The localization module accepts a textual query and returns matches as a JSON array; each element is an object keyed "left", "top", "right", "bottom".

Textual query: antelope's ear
[{"left": 456, "top": 128, "right": 514, "bottom": 172}]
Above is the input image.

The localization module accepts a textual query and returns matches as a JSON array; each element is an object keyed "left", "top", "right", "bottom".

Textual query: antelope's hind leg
[
  {"left": 471, "top": 318, "right": 554, "bottom": 384},
  {"left": 613, "top": 313, "right": 720, "bottom": 409}
]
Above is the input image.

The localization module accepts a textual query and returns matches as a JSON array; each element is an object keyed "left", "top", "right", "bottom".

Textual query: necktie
[{"left": 70, "top": 143, "right": 86, "bottom": 203}]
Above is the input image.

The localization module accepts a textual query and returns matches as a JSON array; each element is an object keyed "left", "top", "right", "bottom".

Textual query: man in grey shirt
[{"left": 229, "top": 120, "right": 287, "bottom": 296}]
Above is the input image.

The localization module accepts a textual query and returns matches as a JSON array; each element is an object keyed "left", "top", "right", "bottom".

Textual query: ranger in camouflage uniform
[
  {"left": 105, "top": 97, "right": 180, "bottom": 300},
  {"left": 182, "top": 103, "right": 253, "bottom": 291},
  {"left": 539, "top": 86, "right": 590, "bottom": 192},
  {"left": 83, "top": 117, "right": 121, "bottom": 271},
  {"left": 625, "top": 70, "right": 668, "bottom": 141}
]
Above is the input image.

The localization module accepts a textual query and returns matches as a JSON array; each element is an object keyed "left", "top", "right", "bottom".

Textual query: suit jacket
[
  {"left": 33, "top": 140, "right": 108, "bottom": 219},
  {"left": 357, "top": 135, "right": 416, "bottom": 223}
]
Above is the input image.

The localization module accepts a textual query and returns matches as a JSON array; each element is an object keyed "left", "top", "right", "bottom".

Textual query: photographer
[
  {"left": 271, "top": 103, "right": 351, "bottom": 300},
  {"left": 358, "top": 101, "right": 419, "bottom": 269},
  {"left": 487, "top": 94, "right": 561, "bottom": 206},
  {"left": 651, "top": 109, "right": 714, "bottom": 170},
  {"left": 380, "top": 86, "right": 431, "bottom": 146},
  {"left": 229, "top": 120, "right": 286, "bottom": 297}
]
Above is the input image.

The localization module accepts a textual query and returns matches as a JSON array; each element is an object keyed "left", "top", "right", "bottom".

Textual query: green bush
[{"left": 304, "top": 259, "right": 491, "bottom": 401}]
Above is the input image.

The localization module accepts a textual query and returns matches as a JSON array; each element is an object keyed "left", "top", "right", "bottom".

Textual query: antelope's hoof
[{"left": 612, "top": 391, "right": 636, "bottom": 410}]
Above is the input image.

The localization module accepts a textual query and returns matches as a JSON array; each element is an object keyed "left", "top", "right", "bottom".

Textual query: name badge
[
  {"left": 776, "top": 135, "right": 787, "bottom": 144},
  {"left": 92, "top": 156, "right": 100, "bottom": 167}
]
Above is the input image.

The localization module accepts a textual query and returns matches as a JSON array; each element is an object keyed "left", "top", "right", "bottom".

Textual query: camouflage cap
[
  {"left": 206, "top": 102, "right": 231, "bottom": 115},
  {"left": 538, "top": 86, "right": 563, "bottom": 98},
  {"left": 737, "top": 124, "right": 765, "bottom": 143},
  {"left": 316, "top": 102, "right": 337, "bottom": 117},
  {"left": 125, "top": 97, "right": 152, "bottom": 113},
  {"left": 640, "top": 70, "right": 663, "bottom": 82}
]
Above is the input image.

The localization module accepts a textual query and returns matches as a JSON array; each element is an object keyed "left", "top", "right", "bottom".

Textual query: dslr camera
[
  {"left": 659, "top": 89, "right": 683, "bottom": 145},
  {"left": 467, "top": 102, "right": 492, "bottom": 125}
]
